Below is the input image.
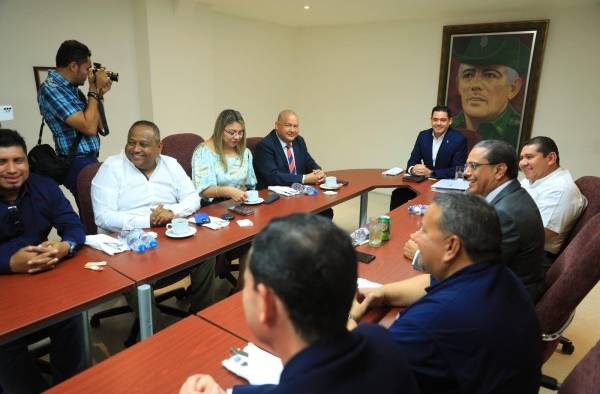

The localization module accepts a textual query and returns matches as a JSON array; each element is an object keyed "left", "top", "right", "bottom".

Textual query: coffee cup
[
  {"left": 246, "top": 190, "right": 259, "bottom": 202},
  {"left": 166, "top": 218, "right": 189, "bottom": 234},
  {"left": 325, "top": 176, "right": 337, "bottom": 188}
]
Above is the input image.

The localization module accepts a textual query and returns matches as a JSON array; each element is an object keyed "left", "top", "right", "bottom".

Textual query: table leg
[
  {"left": 359, "top": 192, "right": 369, "bottom": 227},
  {"left": 138, "top": 284, "right": 153, "bottom": 340},
  {"left": 81, "top": 310, "right": 91, "bottom": 367}
]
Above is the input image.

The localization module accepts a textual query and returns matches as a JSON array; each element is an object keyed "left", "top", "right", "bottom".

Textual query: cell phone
[
  {"left": 220, "top": 213, "right": 235, "bottom": 221},
  {"left": 194, "top": 213, "right": 210, "bottom": 224},
  {"left": 356, "top": 251, "right": 376, "bottom": 263},
  {"left": 228, "top": 205, "right": 255, "bottom": 216},
  {"left": 337, "top": 179, "right": 349, "bottom": 186},
  {"left": 263, "top": 193, "right": 280, "bottom": 204},
  {"left": 403, "top": 175, "right": 427, "bottom": 183}
]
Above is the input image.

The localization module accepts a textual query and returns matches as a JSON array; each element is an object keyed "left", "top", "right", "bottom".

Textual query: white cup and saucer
[
  {"left": 319, "top": 176, "right": 341, "bottom": 190},
  {"left": 244, "top": 190, "right": 264, "bottom": 205},
  {"left": 166, "top": 218, "right": 197, "bottom": 238}
]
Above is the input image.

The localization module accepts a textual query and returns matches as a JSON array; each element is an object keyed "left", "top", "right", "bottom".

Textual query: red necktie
[{"left": 286, "top": 144, "right": 296, "bottom": 175}]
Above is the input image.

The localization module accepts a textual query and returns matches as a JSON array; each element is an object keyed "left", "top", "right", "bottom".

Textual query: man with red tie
[{"left": 254, "top": 110, "right": 333, "bottom": 217}]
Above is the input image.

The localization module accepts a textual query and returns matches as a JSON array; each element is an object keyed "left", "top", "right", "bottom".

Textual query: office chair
[
  {"left": 536, "top": 213, "right": 600, "bottom": 386},
  {"left": 554, "top": 338, "right": 600, "bottom": 393},
  {"left": 161, "top": 133, "right": 204, "bottom": 177},
  {"left": 78, "top": 163, "right": 189, "bottom": 347},
  {"left": 245, "top": 137, "right": 262, "bottom": 157}
]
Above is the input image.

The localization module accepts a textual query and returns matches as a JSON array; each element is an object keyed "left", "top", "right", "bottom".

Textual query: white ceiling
[{"left": 197, "top": 0, "right": 598, "bottom": 27}]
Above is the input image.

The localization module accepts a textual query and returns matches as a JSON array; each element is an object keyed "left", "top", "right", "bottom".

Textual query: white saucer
[
  {"left": 319, "top": 183, "right": 342, "bottom": 190},
  {"left": 243, "top": 198, "right": 264, "bottom": 205},
  {"left": 165, "top": 226, "right": 197, "bottom": 238}
]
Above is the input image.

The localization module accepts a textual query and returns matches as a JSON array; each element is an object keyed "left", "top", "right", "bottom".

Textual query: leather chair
[
  {"left": 564, "top": 176, "right": 600, "bottom": 246},
  {"left": 536, "top": 213, "right": 600, "bottom": 364},
  {"left": 245, "top": 137, "right": 262, "bottom": 157},
  {"left": 457, "top": 128, "right": 482, "bottom": 153},
  {"left": 161, "top": 133, "right": 204, "bottom": 177},
  {"left": 557, "top": 338, "right": 600, "bottom": 393},
  {"left": 78, "top": 163, "right": 189, "bottom": 347}
]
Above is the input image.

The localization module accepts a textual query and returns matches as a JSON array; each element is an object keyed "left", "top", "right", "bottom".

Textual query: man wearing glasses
[
  {"left": 464, "top": 139, "right": 545, "bottom": 302},
  {"left": 0, "top": 129, "right": 86, "bottom": 392}
]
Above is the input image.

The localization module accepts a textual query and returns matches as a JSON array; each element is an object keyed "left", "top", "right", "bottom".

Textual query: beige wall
[{"left": 1, "top": 0, "right": 598, "bottom": 181}]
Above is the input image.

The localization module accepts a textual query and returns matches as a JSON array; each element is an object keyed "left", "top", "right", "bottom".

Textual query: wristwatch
[{"left": 65, "top": 240, "right": 79, "bottom": 257}]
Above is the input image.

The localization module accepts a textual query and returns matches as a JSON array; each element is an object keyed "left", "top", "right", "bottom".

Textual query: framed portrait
[
  {"left": 33, "top": 66, "right": 55, "bottom": 92},
  {"left": 437, "top": 20, "right": 549, "bottom": 150}
]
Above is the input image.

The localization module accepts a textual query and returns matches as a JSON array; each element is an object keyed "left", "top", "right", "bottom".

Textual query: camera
[{"left": 92, "top": 62, "right": 119, "bottom": 82}]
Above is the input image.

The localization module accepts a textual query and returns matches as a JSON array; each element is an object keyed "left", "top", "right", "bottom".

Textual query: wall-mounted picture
[
  {"left": 33, "top": 66, "right": 55, "bottom": 92},
  {"left": 437, "top": 20, "right": 549, "bottom": 149}
]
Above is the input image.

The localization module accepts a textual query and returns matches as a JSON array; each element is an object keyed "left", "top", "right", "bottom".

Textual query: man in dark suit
[
  {"left": 254, "top": 110, "right": 333, "bottom": 218},
  {"left": 464, "top": 140, "right": 545, "bottom": 302},
  {"left": 179, "top": 214, "right": 419, "bottom": 394},
  {"left": 390, "top": 105, "right": 467, "bottom": 210}
]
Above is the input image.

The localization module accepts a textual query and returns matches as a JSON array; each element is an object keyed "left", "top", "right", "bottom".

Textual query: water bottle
[
  {"left": 140, "top": 232, "right": 158, "bottom": 250},
  {"left": 119, "top": 229, "right": 157, "bottom": 253}
]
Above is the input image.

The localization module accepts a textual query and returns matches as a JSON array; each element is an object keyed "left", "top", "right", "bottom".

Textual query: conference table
[
  {"left": 44, "top": 169, "right": 437, "bottom": 392},
  {"left": 103, "top": 169, "right": 434, "bottom": 339},
  {"left": 0, "top": 246, "right": 134, "bottom": 366}
]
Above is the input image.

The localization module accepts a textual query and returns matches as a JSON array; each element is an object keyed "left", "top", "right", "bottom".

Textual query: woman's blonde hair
[{"left": 212, "top": 109, "right": 246, "bottom": 171}]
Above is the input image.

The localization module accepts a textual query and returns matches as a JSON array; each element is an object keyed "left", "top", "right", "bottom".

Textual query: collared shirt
[
  {"left": 0, "top": 173, "right": 85, "bottom": 273},
  {"left": 431, "top": 131, "right": 447, "bottom": 166},
  {"left": 91, "top": 151, "right": 200, "bottom": 233},
  {"left": 389, "top": 262, "right": 541, "bottom": 394},
  {"left": 276, "top": 135, "right": 304, "bottom": 183},
  {"left": 521, "top": 167, "right": 587, "bottom": 254},
  {"left": 485, "top": 179, "right": 513, "bottom": 203},
  {"left": 38, "top": 70, "right": 100, "bottom": 155}
]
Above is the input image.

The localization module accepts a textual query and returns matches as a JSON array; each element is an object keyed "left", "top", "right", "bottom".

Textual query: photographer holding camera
[{"left": 38, "top": 40, "right": 115, "bottom": 204}]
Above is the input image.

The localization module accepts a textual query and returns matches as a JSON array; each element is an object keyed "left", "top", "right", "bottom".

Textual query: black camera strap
[{"left": 78, "top": 89, "right": 109, "bottom": 137}]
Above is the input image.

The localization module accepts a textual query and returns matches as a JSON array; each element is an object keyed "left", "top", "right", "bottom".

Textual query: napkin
[
  {"left": 85, "top": 234, "right": 129, "bottom": 256},
  {"left": 382, "top": 167, "right": 404, "bottom": 176},
  {"left": 267, "top": 186, "right": 300, "bottom": 196},
  {"left": 222, "top": 343, "right": 282, "bottom": 385},
  {"left": 237, "top": 219, "right": 254, "bottom": 227},
  {"left": 357, "top": 277, "right": 383, "bottom": 289}
]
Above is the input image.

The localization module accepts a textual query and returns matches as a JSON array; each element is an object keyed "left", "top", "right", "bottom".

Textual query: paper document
[
  {"left": 431, "top": 179, "right": 469, "bottom": 192},
  {"left": 382, "top": 167, "right": 404, "bottom": 176},
  {"left": 357, "top": 277, "right": 383, "bottom": 288},
  {"left": 222, "top": 343, "right": 282, "bottom": 385}
]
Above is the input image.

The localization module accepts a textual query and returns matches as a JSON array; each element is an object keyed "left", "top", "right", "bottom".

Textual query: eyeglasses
[
  {"left": 224, "top": 129, "right": 245, "bottom": 138},
  {"left": 7, "top": 205, "right": 24, "bottom": 236},
  {"left": 465, "top": 161, "right": 497, "bottom": 171}
]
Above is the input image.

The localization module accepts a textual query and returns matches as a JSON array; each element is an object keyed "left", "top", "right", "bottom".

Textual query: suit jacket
[
  {"left": 407, "top": 127, "right": 467, "bottom": 179},
  {"left": 490, "top": 179, "right": 546, "bottom": 302},
  {"left": 254, "top": 130, "right": 321, "bottom": 189},
  {"left": 232, "top": 324, "right": 419, "bottom": 394}
]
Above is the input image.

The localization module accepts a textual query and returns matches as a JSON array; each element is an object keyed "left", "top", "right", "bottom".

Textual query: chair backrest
[
  {"left": 457, "top": 128, "right": 482, "bottom": 152},
  {"left": 536, "top": 213, "right": 600, "bottom": 362},
  {"left": 559, "top": 339, "right": 600, "bottom": 393},
  {"left": 76, "top": 162, "right": 102, "bottom": 235},
  {"left": 161, "top": 133, "right": 204, "bottom": 177},
  {"left": 245, "top": 137, "right": 263, "bottom": 157},
  {"left": 564, "top": 176, "right": 600, "bottom": 244}
]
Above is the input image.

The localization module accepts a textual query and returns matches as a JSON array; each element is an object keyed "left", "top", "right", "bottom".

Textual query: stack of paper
[
  {"left": 268, "top": 186, "right": 300, "bottom": 196},
  {"left": 431, "top": 179, "right": 470, "bottom": 192},
  {"left": 222, "top": 343, "right": 282, "bottom": 385},
  {"left": 382, "top": 167, "right": 404, "bottom": 176}
]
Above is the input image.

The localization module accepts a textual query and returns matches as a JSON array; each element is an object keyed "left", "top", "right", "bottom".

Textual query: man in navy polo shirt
[
  {"left": 350, "top": 193, "right": 541, "bottom": 393},
  {"left": 0, "top": 129, "right": 86, "bottom": 393}
]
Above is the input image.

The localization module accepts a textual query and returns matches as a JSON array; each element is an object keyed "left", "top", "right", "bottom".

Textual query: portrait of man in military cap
[{"left": 438, "top": 21, "right": 549, "bottom": 150}]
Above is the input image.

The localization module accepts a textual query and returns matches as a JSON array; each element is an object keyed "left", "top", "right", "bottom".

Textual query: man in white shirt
[
  {"left": 519, "top": 136, "right": 587, "bottom": 263},
  {"left": 92, "top": 120, "right": 217, "bottom": 319}
]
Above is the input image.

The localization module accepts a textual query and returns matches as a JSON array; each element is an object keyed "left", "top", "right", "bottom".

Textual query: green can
[{"left": 379, "top": 215, "right": 391, "bottom": 241}]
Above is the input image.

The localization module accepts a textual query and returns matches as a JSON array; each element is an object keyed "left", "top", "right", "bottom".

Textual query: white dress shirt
[
  {"left": 521, "top": 167, "right": 587, "bottom": 254},
  {"left": 431, "top": 131, "right": 446, "bottom": 166},
  {"left": 91, "top": 151, "right": 200, "bottom": 233}
]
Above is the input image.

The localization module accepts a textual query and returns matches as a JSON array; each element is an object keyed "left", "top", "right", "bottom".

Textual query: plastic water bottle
[
  {"left": 140, "top": 232, "right": 158, "bottom": 250},
  {"left": 119, "top": 229, "right": 157, "bottom": 253}
]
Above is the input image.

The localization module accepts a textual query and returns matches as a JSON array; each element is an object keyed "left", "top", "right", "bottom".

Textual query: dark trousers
[
  {"left": 389, "top": 188, "right": 418, "bottom": 211},
  {"left": 63, "top": 155, "right": 99, "bottom": 209},
  {"left": 0, "top": 316, "right": 85, "bottom": 393}
]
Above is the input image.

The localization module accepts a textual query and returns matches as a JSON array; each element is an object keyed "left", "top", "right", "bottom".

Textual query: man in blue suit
[
  {"left": 254, "top": 110, "right": 333, "bottom": 218},
  {"left": 180, "top": 214, "right": 419, "bottom": 394},
  {"left": 390, "top": 105, "right": 467, "bottom": 210}
]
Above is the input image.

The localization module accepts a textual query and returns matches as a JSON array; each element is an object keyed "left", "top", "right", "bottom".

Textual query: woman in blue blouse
[
  {"left": 191, "top": 109, "right": 256, "bottom": 290},
  {"left": 192, "top": 109, "right": 256, "bottom": 204}
]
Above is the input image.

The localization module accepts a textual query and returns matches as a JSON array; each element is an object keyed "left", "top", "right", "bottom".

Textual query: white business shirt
[
  {"left": 91, "top": 151, "right": 200, "bottom": 233},
  {"left": 521, "top": 167, "right": 587, "bottom": 254},
  {"left": 431, "top": 131, "right": 446, "bottom": 166}
]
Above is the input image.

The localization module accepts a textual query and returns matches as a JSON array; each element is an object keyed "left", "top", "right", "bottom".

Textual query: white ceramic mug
[
  {"left": 246, "top": 190, "right": 259, "bottom": 202},
  {"left": 325, "top": 176, "right": 337, "bottom": 187},
  {"left": 166, "top": 218, "right": 189, "bottom": 234}
]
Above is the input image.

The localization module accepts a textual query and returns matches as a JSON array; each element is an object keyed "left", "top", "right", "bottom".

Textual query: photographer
[{"left": 38, "top": 40, "right": 113, "bottom": 204}]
